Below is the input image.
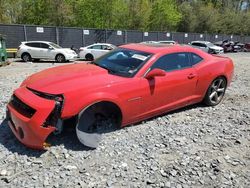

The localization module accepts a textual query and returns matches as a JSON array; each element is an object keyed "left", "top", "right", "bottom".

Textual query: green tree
[{"left": 148, "top": 0, "right": 182, "bottom": 31}]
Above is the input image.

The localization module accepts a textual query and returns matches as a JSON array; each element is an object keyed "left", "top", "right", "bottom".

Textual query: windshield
[
  {"left": 90, "top": 48, "right": 152, "bottom": 77},
  {"left": 206, "top": 42, "right": 215, "bottom": 47},
  {"left": 49, "top": 42, "right": 62, "bottom": 49}
]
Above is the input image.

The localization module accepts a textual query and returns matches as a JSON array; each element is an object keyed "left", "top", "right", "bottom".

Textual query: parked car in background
[
  {"left": 140, "top": 41, "right": 159, "bottom": 44},
  {"left": 7, "top": 43, "right": 234, "bottom": 149},
  {"left": 17, "top": 41, "right": 77, "bottom": 63},
  {"left": 234, "top": 41, "right": 245, "bottom": 52},
  {"left": 79, "top": 43, "right": 116, "bottom": 60},
  {"left": 244, "top": 43, "right": 250, "bottom": 52},
  {"left": 190, "top": 41, "right": 224, "bottom": 54},
  {"left": 158, "top": 40, "right": 178, "bottom": 45},
  {"left": 141, "top": 41, "right": 177, "bottom": 45},
  {"left": 214, "top": 40, "right": 244, "bottom": 53}
]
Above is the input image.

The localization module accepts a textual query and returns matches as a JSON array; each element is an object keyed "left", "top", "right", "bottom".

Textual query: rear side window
[
  {"left": 151, "top": 53, "right": 190, "bottom": 72},
  {"left": 25, "top": 43, "right": 40, "bottom": 48},
  {"left": 88, "top": 45, "right": 102, "bottom": 49},
  {"left": 192, "top": 43, "right": 200, "bottom": 46},
  {"left": 40, "top": 43, "right": 49, "bottom": 49},
  {"left": 190, "top": 53, "right": 203, "bottom": 66},
  {"left": 102, "top": 45, "right": 112, "bottom": 50}
]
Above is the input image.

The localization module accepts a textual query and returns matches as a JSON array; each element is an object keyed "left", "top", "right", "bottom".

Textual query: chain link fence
[{"left": 0, "top": 23, "right": 249, "bottom": 49}]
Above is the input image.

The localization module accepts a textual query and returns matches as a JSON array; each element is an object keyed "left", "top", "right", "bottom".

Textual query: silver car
[{"left": 190, "top": 41, "right": 224, "bottom": 54}]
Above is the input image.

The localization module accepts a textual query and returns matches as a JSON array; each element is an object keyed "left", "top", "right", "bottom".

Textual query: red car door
[{"left": 138, "top": 52, "right": 198, "bottom": 117}]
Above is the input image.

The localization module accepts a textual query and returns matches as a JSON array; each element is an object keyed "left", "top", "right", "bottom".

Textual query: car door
[
  {"left": 87, "top": 45, "right": 103, "bottom": 59},
  {"left": 25, "top": 42, "right": 41, "bottom": 58},
  {"left": 39, "top": 43, "right": 51, "bottom": 59},
  {"left": 139, "top": 52, "right": 198, "bottom": 117}
]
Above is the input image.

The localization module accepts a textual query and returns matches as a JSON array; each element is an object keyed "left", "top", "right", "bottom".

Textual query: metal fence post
[
  {"left": 105, "top": 29, "right": 107, "bottom": 43},
  {"left": 124, "top": 30, "right": 127, "bottom": 44},
  {"left": 82, "top": 29, "right": 85, "bottom": 47},
  {"left": 56, "top": 27, "right": 59, "bottom": 45},
  {"left": 23, "top": 25, "right": 27, "bottom": 41}
]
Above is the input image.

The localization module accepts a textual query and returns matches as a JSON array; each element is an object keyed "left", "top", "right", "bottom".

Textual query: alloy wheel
[{"left": 208, "top": 78, "right": 226, "bottom": 105}]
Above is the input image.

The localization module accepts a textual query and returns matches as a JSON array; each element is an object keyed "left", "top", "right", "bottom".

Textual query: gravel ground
[{"left": 0, "top": 54, "right": 249, "bottom": 188}]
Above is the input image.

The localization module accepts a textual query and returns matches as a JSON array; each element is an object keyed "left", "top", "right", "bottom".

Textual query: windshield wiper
[{"left": 90, "top": 62, "right": 117, "bottom": 74}]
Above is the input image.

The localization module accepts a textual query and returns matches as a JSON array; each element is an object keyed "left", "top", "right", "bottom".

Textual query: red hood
[{"left": 23, "top": 63, "right": 126, "bottom": 94}]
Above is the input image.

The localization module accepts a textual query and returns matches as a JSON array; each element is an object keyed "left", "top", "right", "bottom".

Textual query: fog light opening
[{"left": 18, "top": 127, "right": 24, "bottom": 139}]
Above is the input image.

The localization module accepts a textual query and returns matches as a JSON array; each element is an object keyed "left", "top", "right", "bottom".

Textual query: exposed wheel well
[
  {"left": 63, "top": 101, "right": 123, "bottom": 128},
  {"left": 79, "top": 101, "right": 122, "bottom": 126}
]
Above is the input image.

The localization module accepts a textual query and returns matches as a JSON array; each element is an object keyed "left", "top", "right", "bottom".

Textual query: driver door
[{"left": 138, "top": 52, "right": 198, "bottom": 117}]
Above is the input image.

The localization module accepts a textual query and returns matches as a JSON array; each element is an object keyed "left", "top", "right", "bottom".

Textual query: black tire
[
  {"left": 204, "top": 77, "right": 227, "bottom": 106},
  {"left": 21, "top": 53, "right": 31, "bottom": 62},
  {"left": 85, "top": 53, "right": 94, "bottom": 61},
  {"left": 56, "top": 54, "right": 66, "bottom": 63}
]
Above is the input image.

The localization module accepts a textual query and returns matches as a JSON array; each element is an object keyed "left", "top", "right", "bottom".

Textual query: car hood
[
  {"left": 56, "top": 48, "right": 76, "bottom": 54},
  {"left": 210, "top": 46, "right": 223, "bottom": 50},
  {"left": 23, "top": 63, "right": 126, "bottom": 94}
]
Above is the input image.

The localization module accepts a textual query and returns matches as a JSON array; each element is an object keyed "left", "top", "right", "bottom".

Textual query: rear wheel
[
  {"left": 76, "top": 102, "right": 121, "bottom": 148},
  {"left": 204, "top": 77, "right": 227, "bottom": 106},
  {"left": 85, "top": 53, "right": 94, "bottom": 61},
  {"left": 56, "top": 54, "right": 65, "bottom": 63},
  {"left": 21, "top": 53, "right": 31, "bottom": 62}
]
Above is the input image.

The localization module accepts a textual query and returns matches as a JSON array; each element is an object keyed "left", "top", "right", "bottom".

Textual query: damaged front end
[
  {"left": 28, "top": 87, "right": 64, "bottom": 135},
  {"left": 6, "top": 87, "right": 64, "bottom": 149}
]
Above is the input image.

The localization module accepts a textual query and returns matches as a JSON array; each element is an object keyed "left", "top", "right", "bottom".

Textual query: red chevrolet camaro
[{"left": 6, "top": 43, "right": 234, "bottom": 149}]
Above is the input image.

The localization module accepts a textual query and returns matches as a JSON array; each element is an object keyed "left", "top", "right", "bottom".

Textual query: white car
[
  {"left": 140, "top": 41, "right": 159, "bottom": 44},
  {"left": 17, "top": 41, "right": 77, "bottom": 62},
  {"left": 190, "top": 41, "right": 224, "bottom": 54},
  {"left": 79, "top": 43, "right": 116, "bottom": 60},
  {"left": 141, "top": 41, "right": 177, "bottom": 45},
  {"left": 158, "top": 40, "right": 177, "bottom": 45}
]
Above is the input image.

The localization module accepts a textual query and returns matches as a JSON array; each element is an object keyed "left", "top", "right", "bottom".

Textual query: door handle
[{"left": 188, "top": 73, "right": 196, "bottom": 79}]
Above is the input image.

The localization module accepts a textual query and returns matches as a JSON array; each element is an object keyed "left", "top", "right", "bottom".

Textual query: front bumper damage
[{"left": 6, "top": 87, "right": 63, "bottom": 149}]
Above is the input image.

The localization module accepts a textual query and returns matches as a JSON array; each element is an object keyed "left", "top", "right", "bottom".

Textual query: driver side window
[{"left": 151, "top": 53, "right": 190, "bottom": 72}]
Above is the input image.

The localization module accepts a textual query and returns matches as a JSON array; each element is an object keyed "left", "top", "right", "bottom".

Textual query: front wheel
[
  {"left": 56, "top": 54, "right": 66, "bottom": 63},
  {"left": 204, "top": 77, "right": 227, "bottom": 106}
]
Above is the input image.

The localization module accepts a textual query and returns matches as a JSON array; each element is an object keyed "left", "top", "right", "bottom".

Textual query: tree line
[{"left": 1, "top": 0, "right": 250, "bottom": 35}]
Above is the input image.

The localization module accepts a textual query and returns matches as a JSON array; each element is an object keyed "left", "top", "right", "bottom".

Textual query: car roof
[
  {"left": 90, "top": 43, "right": 114, "bottom": 46},
  {"left": 22, "top": 41, "right": 53, "bottom": 44},
  {"left": 191, "top": 41, "right": 211, "bottom": 44},
  {"left": 119, "top": 43, "right": 195, "bottom": 54},
  {"left": 158, "top": 40, "right": 176, "bottom": 42}
]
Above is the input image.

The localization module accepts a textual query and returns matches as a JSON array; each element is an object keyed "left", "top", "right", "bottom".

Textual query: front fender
[{"left": 61, "top": 92, "right": 124, "bottom": 119}]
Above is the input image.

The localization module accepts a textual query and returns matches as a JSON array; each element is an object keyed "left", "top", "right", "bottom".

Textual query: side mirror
[
  {"left": 145, "top": 68, "right": 166, "bottom": 79},
  {"left": 49, "top": 46, "right": 54, "bottom": 50}
]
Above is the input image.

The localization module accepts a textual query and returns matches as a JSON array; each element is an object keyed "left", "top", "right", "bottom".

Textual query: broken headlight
[{"left": 27, "top": 87, "right": 64, "bottom": 132}]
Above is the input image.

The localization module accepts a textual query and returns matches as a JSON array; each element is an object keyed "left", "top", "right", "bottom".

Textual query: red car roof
[{"left": 119, "top": 43, "right": 193, "bottom": 54}]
